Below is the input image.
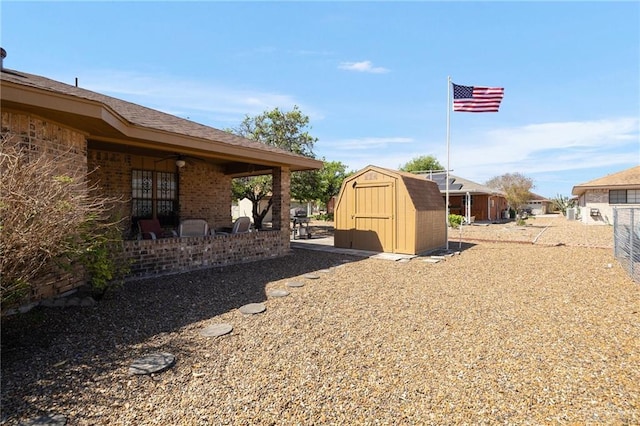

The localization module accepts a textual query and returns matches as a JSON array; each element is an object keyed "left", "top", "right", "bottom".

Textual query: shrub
[
  {"left": 0, "top": 133, "right": 124, "bottom": 307},
  {"left": 75, "top": 214, "right": 131, "bottom": 299},
  {"left": 314, "top": 213, "right": 334, "bottom": 221},
  {"left": 448, "top": 214, "right": 464, "bottom": 228}
]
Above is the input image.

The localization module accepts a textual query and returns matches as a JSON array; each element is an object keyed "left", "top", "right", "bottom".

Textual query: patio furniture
[
  {"left": 216, "top": 216, "right": 252, "bottom": 235},
  {"left": 138, "top": 219, "right": 178, "bottom": 240},
  {"left": 178, "top": 219, "right": 209, "bottom": 237}
]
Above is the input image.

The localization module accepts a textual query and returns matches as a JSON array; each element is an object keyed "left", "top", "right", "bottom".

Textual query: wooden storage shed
[{"left": 334, "top": 165, "right": 447, "bottom": 255}]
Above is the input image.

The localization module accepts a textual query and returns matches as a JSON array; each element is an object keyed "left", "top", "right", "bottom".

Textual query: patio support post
[{"left": 271, "top": 166, "right": 291, "bottom": 243}]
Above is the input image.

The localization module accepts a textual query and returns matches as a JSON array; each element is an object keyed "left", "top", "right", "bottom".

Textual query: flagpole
[{"left": 446, "top": 76, "right": 451, "bottom": 251}]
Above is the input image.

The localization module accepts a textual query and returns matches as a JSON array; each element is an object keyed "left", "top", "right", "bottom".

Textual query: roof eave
[{"left": 1, "top": 80, "right": 323, "bottom": 172}]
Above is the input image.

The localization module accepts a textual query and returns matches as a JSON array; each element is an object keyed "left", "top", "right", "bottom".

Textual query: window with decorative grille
[{"left": 132, "top": 169, "right": 179, "bottom": 229}]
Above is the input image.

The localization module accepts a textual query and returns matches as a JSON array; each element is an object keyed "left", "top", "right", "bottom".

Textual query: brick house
[
  {"left": 1, "top": 61, "right": 322, "bottom": 302},
  {"left": 524, "top": 193, "right": 552, "bottom": 215},
  {"left": 572, "top": 165, "right": 640, "bottom": 225},
  {"left": 417, "top": 171, "right": 509, "bottom": 222}
]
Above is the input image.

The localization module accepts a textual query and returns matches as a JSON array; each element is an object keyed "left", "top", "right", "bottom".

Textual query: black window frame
[
  {"left": 131, "top": 169, "right": 179, "bottom": 230},
  {"left": 609, "top": 189, "right": 640, "bottom": 204}
]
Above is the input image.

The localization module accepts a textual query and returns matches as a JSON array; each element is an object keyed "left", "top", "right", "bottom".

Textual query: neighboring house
[
  {"left": 234, "top": 197, "right": 313, "bottom": 225},
  {"left": 524, "top": 193, "right": 552, "bottom": 215},
  {"left": 417, "top": 171, "right": 509, "bottom": 222},
  {"left": 1, "top": 60, "right": 322, "bottom": 302},
  {"left": 572, "top": 165, "right": 640, "bottom": 225},
  {"left": 234, "top": 198, "right": 272, "bottom": 224}
]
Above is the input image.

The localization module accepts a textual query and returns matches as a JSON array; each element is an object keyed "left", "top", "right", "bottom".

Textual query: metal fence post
[
  {"left": 614, "top": 207, "right": 619, "bottom": 258},
  {"left": 631, "top": 208, "right": 635, "bottom": 280}
]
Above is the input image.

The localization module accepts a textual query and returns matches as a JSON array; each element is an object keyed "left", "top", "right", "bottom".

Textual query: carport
[{"left": 334, "top": 165, "right": 446, "bottom": 255}]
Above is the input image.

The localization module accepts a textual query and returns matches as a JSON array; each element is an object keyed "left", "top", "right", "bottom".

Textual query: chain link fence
[{"left": 613, "top": 207, "right": 640, "bottom": 283}]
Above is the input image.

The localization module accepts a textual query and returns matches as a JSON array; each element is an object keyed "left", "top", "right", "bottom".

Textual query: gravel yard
[{"left": 2, "top": 215, "right": 638, "bottom": 425}]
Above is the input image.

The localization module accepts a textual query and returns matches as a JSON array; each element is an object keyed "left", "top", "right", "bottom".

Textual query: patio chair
[
  {"left": 216, "top": 216, "right": 252, "bottom": 236},
  {"left": 138, "top": 218, "right": 178, "bottom": 240},
  {"left": 178, "top": 219, "right": 209, "bottom": 237}
]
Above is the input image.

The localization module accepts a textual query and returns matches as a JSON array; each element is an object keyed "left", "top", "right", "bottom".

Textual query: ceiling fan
[{"left": 155, "top": 153, "right": 204, "bottom": 169}]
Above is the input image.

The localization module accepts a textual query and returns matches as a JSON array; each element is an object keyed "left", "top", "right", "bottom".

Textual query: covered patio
[{"left": 1, "top": 65, "right": 322, "bottom": 299}]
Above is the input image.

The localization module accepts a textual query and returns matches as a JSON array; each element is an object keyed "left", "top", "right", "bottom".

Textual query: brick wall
[
  {"left": 272, "top": 167, "right": 291, "bottom": 247},
  {"left": 2, "top": 110, "right": 87, "bottom": 177},
  {"left": 177, "top": 162, "right": 232, "bottom": 229},
  {"left": 87, "top": 148, "right": 233, "bottom": 236},
  {"left": 122, "top": 231, "right": 289, "bottom": 279},
  {"left": 90, "top": 150, "right": 294, "bottom": 280},
  {"left": 581, "top": 189, "right": 613, "bottom": 225}
]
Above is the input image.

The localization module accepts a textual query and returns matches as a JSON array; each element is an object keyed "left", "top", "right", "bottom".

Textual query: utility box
[
  {"left": 334, "top": 165, "right": 446, "bottom": 255},
  {"left": 566, "top": 208, "right": 576, "bottom": 221}
]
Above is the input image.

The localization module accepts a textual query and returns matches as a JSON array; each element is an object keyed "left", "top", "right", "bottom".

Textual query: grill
[
  {"left": 290, "top": 208, "right": 311, "bottom": 239},
  {"left": 290, "top": 208, "right": 307, "bottom": 219}
]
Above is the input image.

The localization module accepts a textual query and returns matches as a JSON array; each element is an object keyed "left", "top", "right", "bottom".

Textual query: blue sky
[{"left": 2, "top": 1, "right": 639, "bottom": 198}]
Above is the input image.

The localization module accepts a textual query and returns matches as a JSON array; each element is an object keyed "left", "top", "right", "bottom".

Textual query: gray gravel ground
[{"left": 1, "top": 216, "right": 638, "bottom": 425}]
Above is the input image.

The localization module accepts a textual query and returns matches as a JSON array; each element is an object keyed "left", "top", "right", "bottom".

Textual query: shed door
[{"left": 352, "top": 181, "right": 396, "bottom": 252}]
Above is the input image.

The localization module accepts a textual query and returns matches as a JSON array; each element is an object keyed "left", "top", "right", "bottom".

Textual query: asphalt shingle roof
[
  {"left": 572, "top": 165, "right": 640, "bottom": 195},
  {"left": 418, "top": 171, "right": 505, "bottom": 195},
  {"left": 1, "top": 68, "right": 313, "bottom": 161}
]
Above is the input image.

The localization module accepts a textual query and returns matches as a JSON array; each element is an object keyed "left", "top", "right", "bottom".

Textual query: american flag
[{"left": 452, "top": 83, "right": 504, "bottom": 112}]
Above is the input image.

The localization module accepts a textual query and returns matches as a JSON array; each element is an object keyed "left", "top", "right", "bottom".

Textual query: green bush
[
  {"left": 314, "top": 213, "right": 334, "bottom": 221},
  {"left": 448, "top": 214, "right": 464, "bottom": 228},
  {"left": 77, "top": 219, "right": 131, "bottom": 299}
]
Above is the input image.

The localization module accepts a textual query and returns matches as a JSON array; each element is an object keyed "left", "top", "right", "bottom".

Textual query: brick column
[{"left": 271, "top": 166, "right": 291, "bottom": 244}]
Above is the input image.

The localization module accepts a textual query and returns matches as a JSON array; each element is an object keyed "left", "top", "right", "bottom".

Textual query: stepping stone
[
  {"left": 239, "top": 303, "right": 266, "bottom": 314},
  {"left": 65, "top": 297, "right": 80, "bottom": 307},
  {"left": 80, "top": 297, "right": 96, "bottom": 307},
  {"left": 286, "top": 281, "right": 305, "bottom": 288},
  {"left": 200, "top": 323, "right": 233, "bottom": 338},
  {"left": 19, "top": 414, "right": 67, "bottom": 426},
  {"left": 423, "top": 258, "right": 442, "bottom": 264},
  {"left": 304, "top": 274, "right": 320, "bottom": 280},
  {"left": 129, "top": 352, "right": 176, "bottom": 375},
  {"left": 319, "top": 269, "right": 332, "bottom": 274},
  {"left": 269, "top": 289, "right": 290, "bottom": 297}
]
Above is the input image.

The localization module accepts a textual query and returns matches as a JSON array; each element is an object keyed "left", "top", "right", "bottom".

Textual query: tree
[
  {"left": 485, "top": 173, "right": 535, "bottom": 217},
  {"left": 232, "top": 105, "right": 317, "bottom": 156},
  {"left": 551, "top": 193, "right": 575, "bottom": 214},
  {"left": 291, "top": 170, "right": 322, "bottom": 205},
  {"left": 399, "top": 155, "right": 444, "bottom": 173},
  {"left": 316, "top": 160, "right": 350, "bottom": 212},
  {"left": 231, "top": 175, "right": 273, "bottom": 229},
  {"left": 229, "top": 106, "right": 318, "bottom": 229}
]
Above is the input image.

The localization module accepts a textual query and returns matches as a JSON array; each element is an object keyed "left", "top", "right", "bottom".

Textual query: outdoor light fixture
[{"left": 175, "top": 159, "right": 186, "bottom": 168}]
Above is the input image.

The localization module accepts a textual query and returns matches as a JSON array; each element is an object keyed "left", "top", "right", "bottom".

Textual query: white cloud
[
  {"left": 317, "top": 137, "right": 419, "bottom": 171},
  {"left": 323, "top": 136, "right": 413, "bottom": 150},
  {"left": 68, "top": 69, "right": 321, "bottom": 125},
  {"left": 318, "top": 117, "right": 639, "bottom": 185},
  {"left": 444, "top": 117, "right": 639, "bottom": 183},
  {"left": 338, "top": 60, "right": 389, "bottom": 74}
]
